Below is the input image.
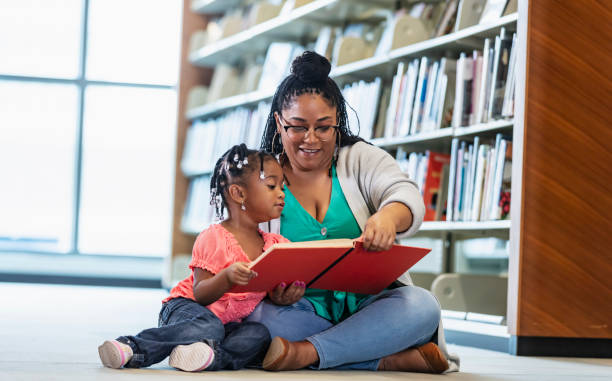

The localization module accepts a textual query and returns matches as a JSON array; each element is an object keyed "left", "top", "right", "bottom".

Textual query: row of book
[
  {"left": 452, "top": 28, "right": 517, "bottom": 128},
  {"left": 395, "top": 133, "right": 512, "bottom": 222},
  {"left": 181, "top": 101, "right": 270, "bottom": 176},
  {"left": 181, "top": 133, "right": 511, "bottom": 233}
]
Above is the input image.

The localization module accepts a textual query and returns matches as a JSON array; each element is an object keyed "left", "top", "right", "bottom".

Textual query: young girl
[{"left": 98, "top": 144, "right": 303, "bottom": 372}]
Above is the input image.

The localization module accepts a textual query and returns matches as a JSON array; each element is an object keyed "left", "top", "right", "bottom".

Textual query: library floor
[{"left": 1, "top": 283, "right": 610, "bottom": 381}]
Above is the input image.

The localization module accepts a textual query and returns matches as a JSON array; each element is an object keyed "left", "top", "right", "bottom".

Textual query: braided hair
[
  {"left": 210, "top": 143, "right": 276, "bottom": 220},
  {"left": 260, "top": 50, "right": 366, "bottom": 156}
]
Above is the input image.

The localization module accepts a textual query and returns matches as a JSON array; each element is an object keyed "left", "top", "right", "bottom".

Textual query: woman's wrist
[{"left": 380, "top": 202, "right": 413, "bottom": 233}]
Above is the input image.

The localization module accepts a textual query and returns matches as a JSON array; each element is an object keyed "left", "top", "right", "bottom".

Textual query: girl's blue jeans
[
  {"left": 117, "top": 297, "right": 270, "bottom": 370},
  {"left": 245, "top": 285, "right": 441, "bottom": 370}
]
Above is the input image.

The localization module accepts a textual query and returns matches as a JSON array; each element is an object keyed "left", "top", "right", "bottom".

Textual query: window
[{"left": 0, "top": 0, "right": 182, "bottom": 257}]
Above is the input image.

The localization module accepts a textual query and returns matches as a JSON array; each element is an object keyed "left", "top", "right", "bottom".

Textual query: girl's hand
[
  {"left": 267, "top": 281, "right": 305, "bottom": 305},
  {"left": 223, "top": 262, "right": 257, "bottom": 286},
  {"left": 361, "top": 212, "right": 397, "bottom": 251}
]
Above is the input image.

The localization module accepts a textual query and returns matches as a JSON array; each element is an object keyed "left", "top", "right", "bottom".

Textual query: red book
[
  {"left": 230, "top": 239, "right": 431, "bottom": 295},
  {"left": 423, "top": 151, "right": 451, "bottom": 221}
]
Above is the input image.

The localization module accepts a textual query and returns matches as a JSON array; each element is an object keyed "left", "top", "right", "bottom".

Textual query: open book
[{"left": 230, "top": 239, "right": 431, "bottom": 295}]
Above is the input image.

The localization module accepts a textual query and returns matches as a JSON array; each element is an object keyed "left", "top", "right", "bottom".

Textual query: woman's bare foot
[
  {"left": 378, "top": 342, "right": 449, "bottom": 373},
  {"left": 262, "top": 337, "right": 319, "bottom": 371}
]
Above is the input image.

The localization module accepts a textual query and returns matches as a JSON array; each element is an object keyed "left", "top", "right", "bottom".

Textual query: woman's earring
[
  {"left": 273, "top": 131, "right": 285, "bottom": 163},
  {"left": 241, "top": 201, "right": 246, "bottom": 211}
]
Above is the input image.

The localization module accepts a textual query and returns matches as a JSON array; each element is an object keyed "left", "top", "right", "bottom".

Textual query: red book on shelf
[
  {"left": 423, "top": 151, "right": 451, "bottom": 221},
  {"left": 230, "top": 239, "right": 431, "bottom": 295}
]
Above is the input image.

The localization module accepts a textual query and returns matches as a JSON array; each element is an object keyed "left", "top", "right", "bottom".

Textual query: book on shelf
[
  {"left": 342, "top": 77, "right": 382, "bottom": 140},
  {"left": 479, "top": 0, "right": 508, "bottom": 24},
  {"left": 182, "top": 102, "right": 272, "bottom": 176},
  {"left": 229, "top": 239, "right": 431, "bottom": 294},
  {"left": 452, "top": 28, "right": 516, "bottom": 127},
  {"left": 207, "top": 64, "right": 240, "bottom": 104},
  {"left": 487, "top": 28, "right": 514, "bottom": 120},
  {"left": 182, "top": 175, "right": 214, "bottom": 234},
  {"left": 454, "top": 0, "right": 487, "bottom": 31},
  {"left": 433, "top": 0, "right": 459, "bottom": 37},
  {"left": 423, "top": 151, "right": 452, "bottom": 221},
  {"left": 396, "top": 149, "right": 450, "bottom": 222},
  {"left": 382, "top": 56, "right": 456, "bottom": 139},
  {"left": 258, "top": 42, "right": 304, "bottom": 93},
  {"left": 445, "top": 133, "right": 512, "bottom": 222}
]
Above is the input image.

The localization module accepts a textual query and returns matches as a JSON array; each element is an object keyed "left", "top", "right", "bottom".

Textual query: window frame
[{"left": 0, "top": 0, "right": 178, "bottom": 258}]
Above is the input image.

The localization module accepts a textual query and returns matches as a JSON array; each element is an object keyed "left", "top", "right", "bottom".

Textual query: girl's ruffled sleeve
[{"left": 189, "top": 227, "right": 230, "bottom": 275}]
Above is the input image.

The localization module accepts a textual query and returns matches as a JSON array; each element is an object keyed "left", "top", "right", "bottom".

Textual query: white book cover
[
  {"left": 407, "top": 152, "right": 419, "bottom": 183},
  {"left": 394, "top": 70, "right": 409, "bottom": 136},
  {"left": 410, "top": 57, "right": 429, "bottom": 134},
  {"left": 384, "top": 62, "right": 405, "bottom": 138},
  {"left": 470, "top": 52, "right": 483, "bottom": 125},
  {"left": 427, "top": 59, "right": 446, "bottom": 131},
  {"left": 258, "top": 42, "right": 296, "bottom": 93},
  {"left": 471, "top": 144, "right": 488, "bottom": 221},
  {"left": 479, "top": 0, "right": 508, "bottom": 24},
  {"left": 446, "top": 138, "right": 459, "bottom": 221},
  {"left": 487, "top": 134, "right": 504, "bottom": 219},
  {"left": 452, "top": 53, "right": 467, "bottom": 128},
  {"left": 366, "top": 78, "right": 383, "bottom": 139},
  {"left": 480, "top": 146, "right": 496, "bottom": 220},
  {"left": 462, "top": 143, "right": 474, "bottom": 221},
  {"left": 489, "top": 138, "right": 507, "bottom": 220},
  {"left": 502, "top": 33, "right": 517, "bottom": 117},
  {"left": 475, "top": 38, "right": 491, "bottom": 124},
  {"left": 314, "top": 26, "right": 332, "bottom": 57},
  {"left": 487, "top": 29, "right": 505, "bottom": 120},
  {"left": 454, "top": 141, "right": 466, "bottom": 220},
  {"left": 422, "top": 60, "right": 440, "bottom": 131},
  {"left": 483, "top": 133, "right": 502, "bottom": 215},
  {"left": 397, "top": 59, "right": 420, "bottom": 136}
]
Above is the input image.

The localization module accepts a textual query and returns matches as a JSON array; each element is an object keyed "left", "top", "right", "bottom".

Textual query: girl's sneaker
[
  {"left": 98, "top": 340, "right": 133, "bottom": 369},
  {"left": 169, "top": 342, "right": 215, "bottom": 372}
]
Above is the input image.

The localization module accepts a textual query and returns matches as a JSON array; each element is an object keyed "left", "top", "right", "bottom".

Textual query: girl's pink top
[{"left": 164, "top": 223, "right": 289, "bottom": 324}]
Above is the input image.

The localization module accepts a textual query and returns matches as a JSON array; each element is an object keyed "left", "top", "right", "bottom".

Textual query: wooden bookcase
[{"left": 169, "top": 0, "right": 612, "bottom": 356}]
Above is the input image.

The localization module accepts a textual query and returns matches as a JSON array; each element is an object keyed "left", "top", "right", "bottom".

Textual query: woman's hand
[
  {"left": 361, "top": 212, "right": 397, "bottom": 251},
  {"left": 361, "top": 202, "right": 413, "bottom": 251},
  {"left": 222, "top": 262, "right": 257, "bottom": 286},
  {"left": 267, "top": 281, "right": 305, "bottom": 305}
]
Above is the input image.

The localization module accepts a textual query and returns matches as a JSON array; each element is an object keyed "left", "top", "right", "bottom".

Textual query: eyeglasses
[{"left": 278, "top": 114, "right": 338, "bottom": 142}]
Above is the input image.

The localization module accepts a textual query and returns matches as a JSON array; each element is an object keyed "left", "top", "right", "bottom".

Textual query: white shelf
[
  {"left": 190, "top": 0, "right": 340, "bottom": 67},
  {"left": 371, "top": 120, "right": 513, "bottom": 149},
  {"left": 186, "top": 89, "right": 274, "bottom": 120},
  {"left": 191, "top": 0, "right": 243, "bottom": 14},
  {"left": 420, "top": 220, "right": 511, "bottom": 232},
  {"left": 454, "top": 119, "right": 514, "bottom": 137},
  {"left": 331, "top": 13, "right": 518, "bottom": 80},
  {"left": 371, "top": 128, "right": 454, "bottom": 148}
]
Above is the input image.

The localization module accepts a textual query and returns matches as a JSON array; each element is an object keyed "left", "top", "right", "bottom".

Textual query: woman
[{"left": 247, "top": 51, "right": 459, "bottom": 373}]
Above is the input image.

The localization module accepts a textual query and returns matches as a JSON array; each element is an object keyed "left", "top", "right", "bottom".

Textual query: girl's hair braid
[{"left": 209, "top": 143, "right": 275, "bottom": 220}]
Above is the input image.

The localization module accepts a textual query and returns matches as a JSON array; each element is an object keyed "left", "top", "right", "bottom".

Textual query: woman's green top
[{"left": 280, "top": 165, "right": 369, "bottom": 323}]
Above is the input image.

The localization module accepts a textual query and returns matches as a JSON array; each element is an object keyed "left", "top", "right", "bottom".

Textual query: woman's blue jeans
[
  {"left": 245, "top": 285, "right": 441, "bottom": 370},
  {"left": 117, "top": 297, "right": 270, "bottom": 370}
]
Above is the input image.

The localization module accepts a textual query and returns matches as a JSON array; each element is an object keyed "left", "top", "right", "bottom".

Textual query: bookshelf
[{"left": 172, "top": 0, "right": 612, "bottom": 356}]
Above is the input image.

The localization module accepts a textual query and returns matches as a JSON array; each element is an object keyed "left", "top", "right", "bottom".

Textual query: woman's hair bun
[{"left": 290, "top": 51, "right": 331, "bottom": 84}]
